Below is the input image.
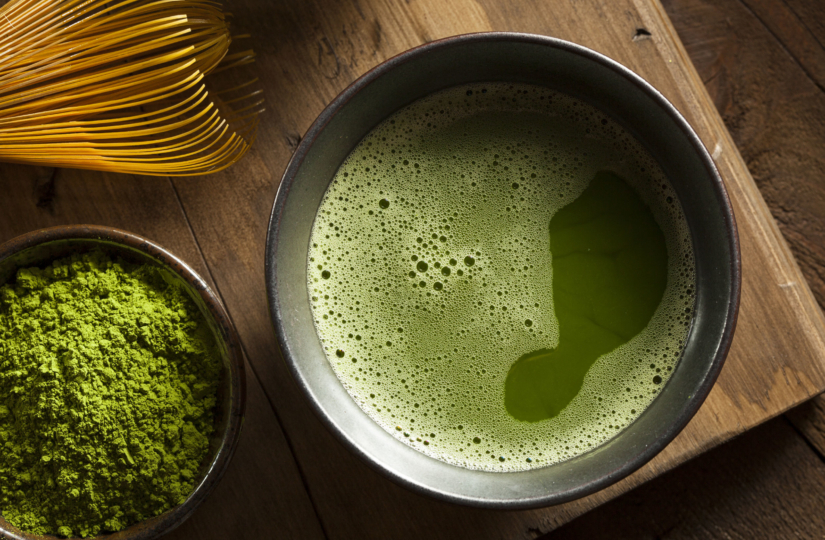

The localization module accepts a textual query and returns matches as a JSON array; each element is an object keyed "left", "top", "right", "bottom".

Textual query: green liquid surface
[
  {"left": 308, "top": 83, "right": 695, "bottom": 471},
  {"left": 505, "top": 171, "right": 668, "bottom": 422}
]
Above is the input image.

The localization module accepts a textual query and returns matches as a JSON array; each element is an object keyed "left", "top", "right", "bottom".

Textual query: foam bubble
[{"left": 307, "top": 83, "right": 696, "bottom": 472}]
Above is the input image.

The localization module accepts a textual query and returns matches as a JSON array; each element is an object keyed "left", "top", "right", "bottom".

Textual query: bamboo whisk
[{"left": 0, "top": 0, "right": 262, "bottom": 175}]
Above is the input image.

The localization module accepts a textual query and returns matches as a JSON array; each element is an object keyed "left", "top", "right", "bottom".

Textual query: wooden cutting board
[{"left": 1, "top": 0, "right": 824, "bottom": 538}]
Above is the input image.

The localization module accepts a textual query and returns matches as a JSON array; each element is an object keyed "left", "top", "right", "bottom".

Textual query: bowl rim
[
  {"left": 0, "top": 224, "right": 247, "bottom": 540},
  {"left": 266, "top": 31, "right": 741, "bottom": 509}
]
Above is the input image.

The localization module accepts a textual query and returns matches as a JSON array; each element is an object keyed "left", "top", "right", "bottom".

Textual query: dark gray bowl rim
[
  {"left": 266, "top": 31, "right": 741, "bottom": 509},
  {"left": 0, "top": 225, "right": 247, "bottom": 539}
]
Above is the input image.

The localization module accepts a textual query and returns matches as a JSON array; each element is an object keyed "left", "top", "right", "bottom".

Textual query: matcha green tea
[
  {"left": 0, "top": 251, "right": 221, "bottom": 537},
  {"left": 308, "top": 83, "right": 695, "bottom": 472}
]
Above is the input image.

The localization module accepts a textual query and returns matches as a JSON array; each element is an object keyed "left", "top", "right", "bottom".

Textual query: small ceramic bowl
[
  {"left": 266, "top": 32, "right": 740, "bottom": 509},
  {"left": 0, "top": 225, "right": 246, "bottom": 540}
]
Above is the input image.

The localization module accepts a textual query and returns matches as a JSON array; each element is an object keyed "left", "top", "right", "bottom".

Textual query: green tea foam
[{"left": 308, "top": 83, "right": 695, "bottom": 472}]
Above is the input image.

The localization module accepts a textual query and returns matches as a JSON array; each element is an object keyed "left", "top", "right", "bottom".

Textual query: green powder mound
[{"left": 0, "top": 250, "right": 222, "bottom": 538}]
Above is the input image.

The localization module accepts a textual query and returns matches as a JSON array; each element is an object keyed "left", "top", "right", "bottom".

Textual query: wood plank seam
[
  {"left": 165, "top": 176, "right": 332, "bottom": 540},
  {"left": 101, "top": 0, "right": 825, "bottom": 535},
  {"left": 783, "top": 414, "right": 825, "bottom": 463},
  {"left": 736, "top": 0, "right": 825, "bottom": 93},
  {"left": 646, "top": 0, "right": 825, "bottom": 359}
]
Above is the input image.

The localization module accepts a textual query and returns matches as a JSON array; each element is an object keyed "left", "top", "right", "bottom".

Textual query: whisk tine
[{"left": 0, "top": 0, "right": 261, "bottom": 175}]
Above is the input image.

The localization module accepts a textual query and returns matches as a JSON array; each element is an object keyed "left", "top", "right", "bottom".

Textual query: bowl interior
[
  {"left": 267, "top": 33, "right": 739, "bottom": 509},
  {"left": 0, "top": 229, "right": 244, "bottom": 539}
]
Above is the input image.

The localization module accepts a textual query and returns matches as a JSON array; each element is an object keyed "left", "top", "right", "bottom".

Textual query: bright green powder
[{"left": 0, "top": 250, "right": 222, "bottom": 538}]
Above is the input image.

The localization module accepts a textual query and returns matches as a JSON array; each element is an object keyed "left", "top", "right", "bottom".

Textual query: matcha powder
[{"left": 0, "top": 251, "right": 222, "bottom": 537}]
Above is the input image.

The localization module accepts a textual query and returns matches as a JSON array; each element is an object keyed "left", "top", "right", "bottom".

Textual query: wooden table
[{"left": 2, "top": 0, "right": 825, "bottom": 538}]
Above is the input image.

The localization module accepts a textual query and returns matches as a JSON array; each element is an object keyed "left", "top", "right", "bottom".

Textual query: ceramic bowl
[
  {"left": 0, "top": 225, "right": 246, "bottom": 539},
  {"left": 265, "top": 32, "right": 740, "bottom": 509}
]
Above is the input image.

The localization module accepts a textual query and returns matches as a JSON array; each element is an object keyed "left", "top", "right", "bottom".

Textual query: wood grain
[
  {"left": 547, "top": 0, "right": 825, "bottom": 536},
  {"left": 667, "top": 0, "right": 825, "bottom": 310},
  {"left": 1, "top": 0, "right": 824, "bottom": 538},
  {"left": 662, "top": 0, "right": 825, "bottom": 470},
  {"left": 550, "top": 417, "right": 825, "bottom": 539},
  {"left": 162, "top": 0, "right": 825, "bottom": 537}
]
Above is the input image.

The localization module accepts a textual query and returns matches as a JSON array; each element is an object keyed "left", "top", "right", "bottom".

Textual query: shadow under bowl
[
  {"left": 265, "top": 32, "right": 740, "bottom": 509},
  {"left": 0, "top": 225, "right": 246, "bottom": 540}
]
